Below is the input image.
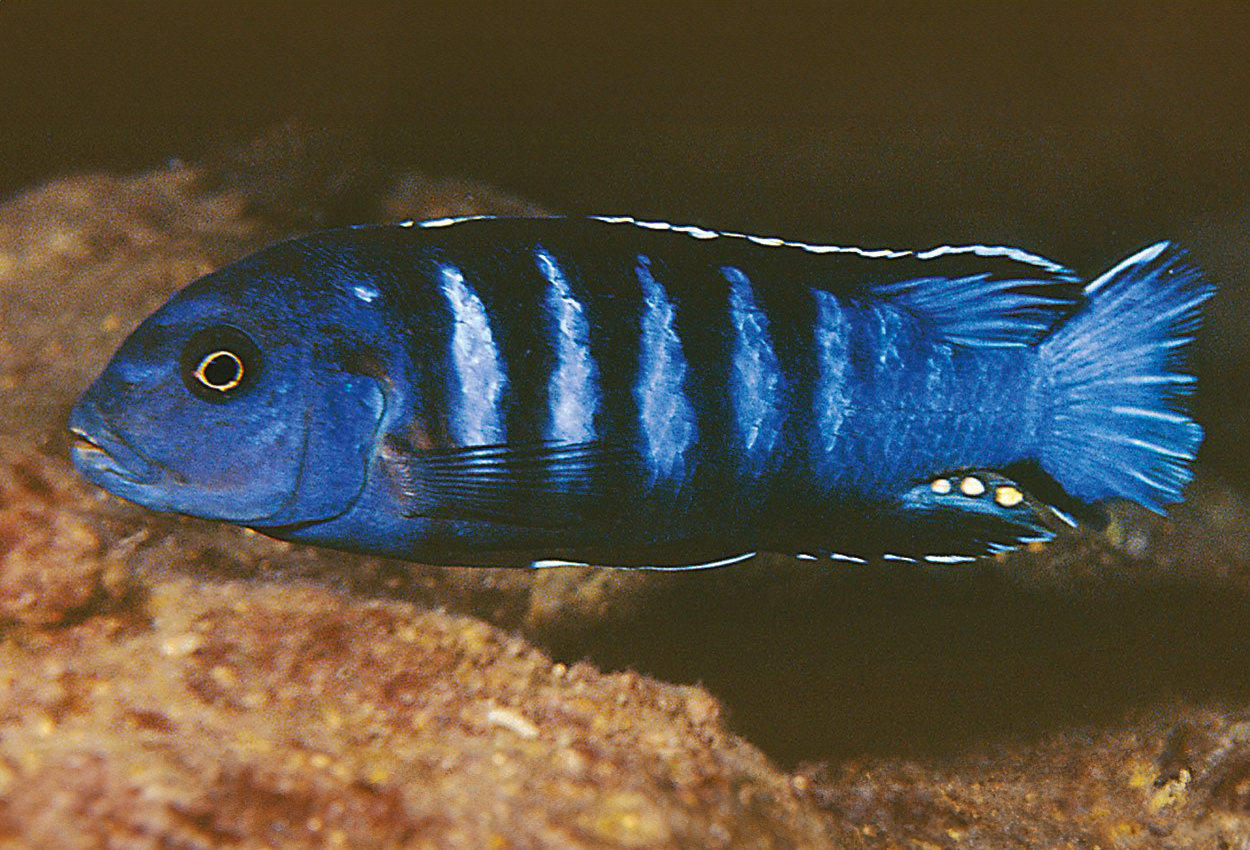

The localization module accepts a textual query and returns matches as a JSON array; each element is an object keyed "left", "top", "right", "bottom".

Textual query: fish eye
[
  {"left": 195, "top": 350, "right": 244, "bottom": 391},
  {"left": 180, "top": 326, "right": 262, "bottom": 402}
]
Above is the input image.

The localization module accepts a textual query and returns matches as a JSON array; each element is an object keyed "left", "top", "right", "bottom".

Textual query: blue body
[{"left": 69, "top": 216, "right": 1212, "bottom": 568}]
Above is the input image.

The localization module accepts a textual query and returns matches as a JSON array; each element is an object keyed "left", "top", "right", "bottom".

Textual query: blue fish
[{"left": 68, "top": 216, "right": 1213, "bottom": 569}]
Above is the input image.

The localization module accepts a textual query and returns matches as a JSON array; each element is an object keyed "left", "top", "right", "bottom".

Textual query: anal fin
[{"left": 887, "top": 469, "right": 1069, "bottom": 559}]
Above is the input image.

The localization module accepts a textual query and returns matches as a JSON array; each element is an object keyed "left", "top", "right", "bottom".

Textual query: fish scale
[{"left": 68, "top": 216, "right": 1213, "bottom": 568}]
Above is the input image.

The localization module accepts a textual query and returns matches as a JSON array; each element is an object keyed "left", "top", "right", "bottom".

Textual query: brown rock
[
  {"left": 4, "top": 139, "right": 1250, "bottom": 849},
  {"left": 0, "top": 159, "right": 846, "bottom": 848},
  {"left": 804, "top": 706, "right": 1250, "bottom": 849},
  {"left": 0, "top": 578, "right": 843, "bottom": 849},
  {"left": 0, "top": 439, "right": 128, "bottom": 626}
]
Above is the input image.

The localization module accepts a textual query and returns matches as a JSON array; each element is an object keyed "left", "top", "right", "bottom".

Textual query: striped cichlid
[{"left": 69, "top": 216, "right": 1213, "bottom": 569}]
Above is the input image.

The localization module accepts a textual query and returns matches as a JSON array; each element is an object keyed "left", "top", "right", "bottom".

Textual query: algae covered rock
[
  {"left": 0, "top": 571, "right": 843, "bottom": 848},
  {"left": 3, "top": 144, "right": 1249, "bottom": 848},
  {"left": 0, "top": 162, "right": 847, "bottom": 848}
]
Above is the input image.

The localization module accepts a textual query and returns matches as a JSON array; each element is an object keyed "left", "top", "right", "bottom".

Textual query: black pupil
[
  {"left": 181, "top": 326, "right": 260, "bottom": 402},
  {"left": 201, "top": 352, "right": 241, "bottom": 389}
]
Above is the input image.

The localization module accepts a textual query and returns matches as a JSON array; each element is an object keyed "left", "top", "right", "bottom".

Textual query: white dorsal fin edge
[{"left": 398, "top": 214, "right": 1077, "bottom": 279}]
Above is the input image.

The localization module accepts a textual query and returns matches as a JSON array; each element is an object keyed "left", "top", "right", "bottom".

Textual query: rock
[
  {"left": 0, "top": 577, "right": 842, "bottom": 848},
  {"left": 0, "top": 439, "right": 128, "bottom": 627},
  {"left": 3, "top": 136, "right": 1249, "bottom": 848},
  {"left": 803, "top": 705, "right": 1250, "bottom": 849},
  {"left": 0, "top": 159, "right": 847, "bottom": 848}
]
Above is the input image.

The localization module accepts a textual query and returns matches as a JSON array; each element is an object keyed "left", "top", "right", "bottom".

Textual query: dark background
[
  {"left": 2, "top": 1, "right": 1244, "bottom": 248},
  {"left": 2, "top": 1, "right": 1248, "bottom": 764}
]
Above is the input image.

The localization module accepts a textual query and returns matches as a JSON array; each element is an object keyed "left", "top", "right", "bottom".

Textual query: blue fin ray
[
  {"left": 383, "top": 436, "right": 637, "bottom": 528},
  {"left": 1039, "top": 242, "right": 1213, "bottom": 511},
  {"left": 885, "top": 470, "right": 1060, "bottom": 558},
  {"left": 868, "top": 272, "right": 1082, "bottom": 347}
]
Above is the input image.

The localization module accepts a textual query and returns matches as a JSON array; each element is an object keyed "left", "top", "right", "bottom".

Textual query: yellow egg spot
[
  {"left": 995, "top": 485, "right": 1024, "bottom": 507},
  {"left": 930, "top": 478, "right": 952, "bottom": 495},
  {"left": 960, "top": 476, "right": 986, "bottom": 497}
]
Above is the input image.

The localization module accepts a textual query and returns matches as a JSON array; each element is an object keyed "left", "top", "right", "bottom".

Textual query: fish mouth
[{"left": 67, "top": 405, "right": 161, "bottom": 486}]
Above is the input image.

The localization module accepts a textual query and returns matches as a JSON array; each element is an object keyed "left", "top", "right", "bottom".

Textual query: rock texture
[
  {"left": 0, "top": 457, "right": 839, "bottom": 849},
  {"left": 0, "top": 164, "right": 848, "bottom": 849},
  {"left": 2, "top": 143, "right": 1249, "bottom": 848},
  {"left": 802, "top": 704, "right": 1250, "bottom": 848}
]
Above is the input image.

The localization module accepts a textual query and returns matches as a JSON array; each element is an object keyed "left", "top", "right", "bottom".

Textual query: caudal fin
[{"left": 1039, "top": 242, "right": 1214, "bottom": 513}]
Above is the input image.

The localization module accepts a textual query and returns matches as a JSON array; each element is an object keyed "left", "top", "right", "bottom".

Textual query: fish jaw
[
  {"left": 68, "top": 400, "right": 163, "bottom": 491},
  {"left": 67, "top": 397, "right": 292, "bottom": 522}
]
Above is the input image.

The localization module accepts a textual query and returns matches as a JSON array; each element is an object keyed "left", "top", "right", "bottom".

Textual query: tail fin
[{"left": 1039, "top": 242, "right": 1214, "bottom": 513}]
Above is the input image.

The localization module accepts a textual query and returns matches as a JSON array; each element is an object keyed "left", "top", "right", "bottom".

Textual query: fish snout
[{"left": 67, "top": 400, "right": 161, "bottom": 486}]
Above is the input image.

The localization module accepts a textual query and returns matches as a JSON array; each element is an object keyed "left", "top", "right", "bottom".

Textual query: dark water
[
  {"left": 2, "top": 2, "right": 1243, "bottom": 236},
  {"left": 3, "top": 0, "right": 1247, "bottom": 766}
]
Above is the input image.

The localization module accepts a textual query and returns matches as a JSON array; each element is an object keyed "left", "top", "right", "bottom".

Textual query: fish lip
[{"left": 67, "top": 405, "right": 161, "bottom": 486}]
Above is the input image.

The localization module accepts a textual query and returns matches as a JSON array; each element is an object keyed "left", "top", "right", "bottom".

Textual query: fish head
[{"left": 69, "top": 242, "right": 388, "bottom": 527}]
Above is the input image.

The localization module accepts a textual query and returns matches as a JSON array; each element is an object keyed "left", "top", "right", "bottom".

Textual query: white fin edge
[
  {"left": 529, "top": 552, "right": 757, "bottom": 571},
  {"left": 392, "top": 214, "right": 1075, "bottom": 278},
  {"left": 923, "top": 554, "right": 980, "bottom": 564},
  {"left": 829, "top": 552, "right": 868, "bottom": 564},
  {"left": 591, "top": 217, "right": 1074, "bottom": 276},
  {"left": 1082, "top": 241, "right": 1169, "bottom": 295}
]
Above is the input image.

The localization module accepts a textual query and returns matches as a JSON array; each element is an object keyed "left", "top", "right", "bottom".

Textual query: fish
[{"left": 68, "top": 215, "right": 1214, "bottom": 569}]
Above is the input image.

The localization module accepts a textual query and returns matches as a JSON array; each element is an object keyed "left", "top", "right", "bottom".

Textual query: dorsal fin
[
  {"left": 868, "top": 256, "right": 1083, "bottom": 348},
  {"left": 578, "top": 217, "right": 1084, "bottom": 348},
  {"left": 406, "top": 215, "right": 1085, "bottom": 348}
]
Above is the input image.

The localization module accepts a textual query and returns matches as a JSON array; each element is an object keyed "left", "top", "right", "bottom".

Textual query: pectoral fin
[{"left": 381, "top": 435, "right": 639, "bottom": 529}]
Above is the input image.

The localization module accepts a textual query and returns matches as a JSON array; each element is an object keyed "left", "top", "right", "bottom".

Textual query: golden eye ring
[
  {"left": 180, "top": 325, "right": 262, "bottom": 403},
  {"left": 194, "top": 350, "right": 245, "bottom": 392}
]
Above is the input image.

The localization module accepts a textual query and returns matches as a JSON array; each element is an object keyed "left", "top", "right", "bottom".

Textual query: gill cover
[{"left": 256, "top": 365, "right": 386, "bottom": 527}]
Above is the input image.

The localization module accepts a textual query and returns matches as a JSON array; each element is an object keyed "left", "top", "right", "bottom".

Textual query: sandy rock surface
[
  {"left": 0, "top": 166, "right": 847, "bottom": 849},
  {"left": 2, "top": 152, "right": 1249, "bottom": 848},
  {"left": 0, "top": 453, "right": 839, "bottom": 849}
]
